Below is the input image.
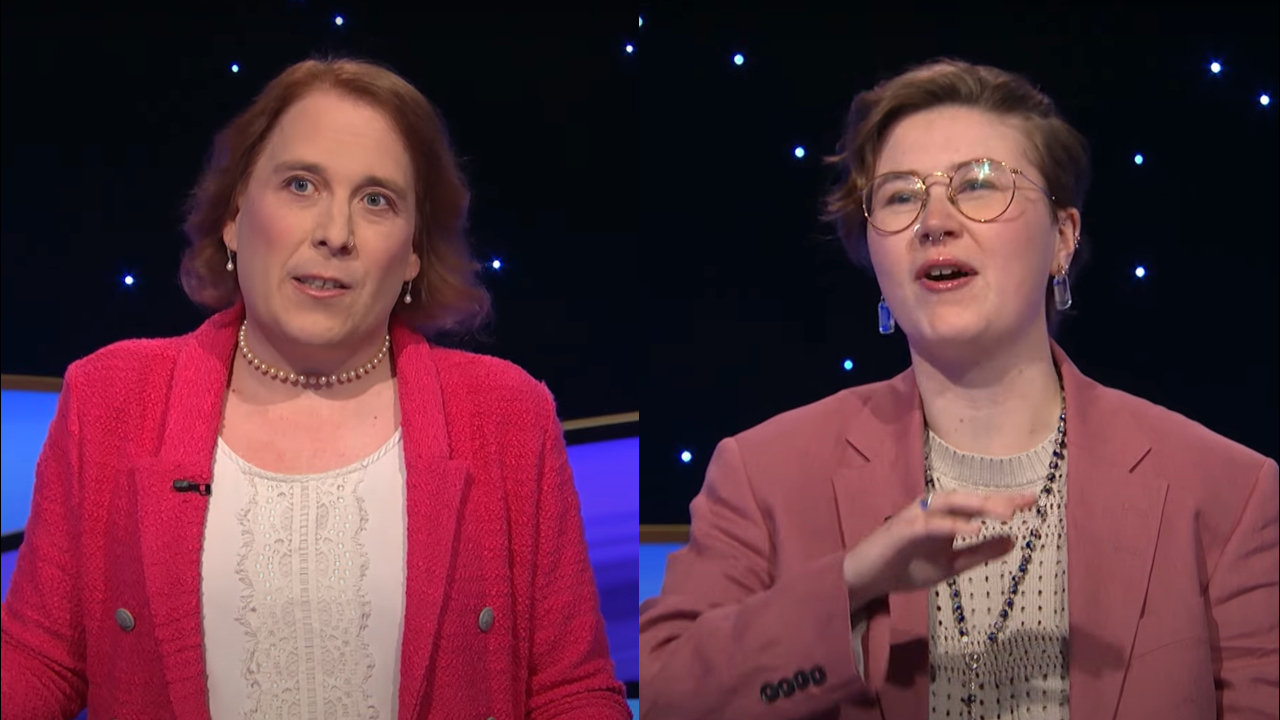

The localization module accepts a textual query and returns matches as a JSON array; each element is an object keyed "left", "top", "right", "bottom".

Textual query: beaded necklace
[{"left": 924, "top": 396, "right": 1066, "bottom": 715}]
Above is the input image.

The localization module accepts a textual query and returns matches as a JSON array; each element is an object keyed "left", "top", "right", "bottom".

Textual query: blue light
[
  {"left": 638, "top": 16, "right": 643, "bottom": 27},
  {"left": 680, "top": 450, "right": 692, "bottom": 463},
  {"left": 1209, "top": 61, "right": 1221, "bottom": 74},
  {"left": 230, "top": 63, "right": 240, "bottom": 73},
  {"left": 334, "top": 15, "right": 343, "bottom": 26},
  {"left": 1134, "top": 266, "right": 1146, "bottom": 278},
  {"left": 123, "top": 275, "right": 134, "bottom": 286},
  {"left": 733, "top": 53, "right": 745, "bottom": 66},
  {"left": 1261, "top": 94, "right": 1271, "bottom": 106},
  {"left": 842, "top": 359, "right": 854, "bottom": 371},
  {"left": 793, "top": 146, "right": 805, "bottom": 158},
  {"left": 491, "top": 259, "right": 502, "bottom": 270},
  {"left": 625, "top": 44, "right": 634, "bottom": 54},
  {"left": 1133, "top": 154, "right": 1144, "bottom": 165}
]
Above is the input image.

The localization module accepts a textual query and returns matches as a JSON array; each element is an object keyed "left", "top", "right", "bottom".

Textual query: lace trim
[{"left": 222, "top": 431, "right": 401, "bottom": 720}]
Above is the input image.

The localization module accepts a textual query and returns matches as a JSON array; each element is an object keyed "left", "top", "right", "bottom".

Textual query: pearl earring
[
  {"left": 225, "top": 250, "right": 235, "bottom": 272},
  {"left": 403, "top": 282, "right": 413, "bottom": 304}
]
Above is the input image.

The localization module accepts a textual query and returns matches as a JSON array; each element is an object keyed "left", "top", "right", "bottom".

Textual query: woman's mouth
[
  {"left": 292, "top": 276, "right": 350, "bottom": 296},
  {"left": 916, "top": 262, "right": 978, "bottom": 292}
]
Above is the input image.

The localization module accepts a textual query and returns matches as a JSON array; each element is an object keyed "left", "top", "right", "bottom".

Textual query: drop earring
[
  {"left": 1052, "top": 269, "right": 1073, "bottom": 310},
  {"left": 877, "top": 295, "right": 896, "bottom": 335},
  {"left": 225, "top": 249, "right": 236, "bottom": 272},
  {"left": 402, "top": 282, "right": 413, "bottom": 304}
]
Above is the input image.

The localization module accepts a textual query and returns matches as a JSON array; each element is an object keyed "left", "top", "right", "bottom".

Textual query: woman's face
[
  {"left": 866, "top": 105, "right": 1079, "bottom": 355},
  {"left": 224, "top": 89, "right": 420, "bottom": 352}
]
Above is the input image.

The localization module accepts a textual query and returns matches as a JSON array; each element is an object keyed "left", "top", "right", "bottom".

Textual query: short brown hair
[
  {"left": 180, "top": 56, "right": 491, "bottom": 339},
  {"left": 824, "top": 59, "right": 1092, "bottom": 330}
]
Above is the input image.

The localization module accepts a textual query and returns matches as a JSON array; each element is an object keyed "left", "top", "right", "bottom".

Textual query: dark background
[
  {"left": 640, "top": 8, "right": 1279, "bottom": 524},
  {"left": 1, "top": 7, "right": 638, "bottom": 423}
]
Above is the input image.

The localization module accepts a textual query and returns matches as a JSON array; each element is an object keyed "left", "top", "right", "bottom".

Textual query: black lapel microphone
[{"left": 172, "top": 479, "right": 212, "bottom": 496}]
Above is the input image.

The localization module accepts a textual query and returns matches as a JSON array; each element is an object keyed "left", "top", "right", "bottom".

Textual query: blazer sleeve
[
  {"left": 524, "top": 388, "right": 630, "bottom": 720},
  {"left": 1, "top": 368, "right": 90, "bottom": 720},
  {"left": 1209, "top": 459, "right": 1279, "bottom": 719},
  {"left": 638, "top": 437, "right": 867, "bottom": 720}
]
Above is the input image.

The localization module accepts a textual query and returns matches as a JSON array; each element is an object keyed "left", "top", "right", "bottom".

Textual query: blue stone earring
[
  {"left": 1052, "top": 270, "right": 1073, "bottom": 311},
  {"left": 877, "top": 295, "right": 896, "bottom": 335}
]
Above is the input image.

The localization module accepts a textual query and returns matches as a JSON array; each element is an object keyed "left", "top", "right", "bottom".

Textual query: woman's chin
[{"left": 909, "top": 312, "right": 989, "bottom": 344}]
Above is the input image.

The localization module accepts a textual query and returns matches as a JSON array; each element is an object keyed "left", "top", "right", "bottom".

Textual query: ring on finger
[{"left": 919, "top": 492, "right": 933, "bottom": 512}]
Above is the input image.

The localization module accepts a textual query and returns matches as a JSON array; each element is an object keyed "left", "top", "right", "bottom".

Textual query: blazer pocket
[
  {"left": 1130, "top": 630, "right": 1210, "bottom": 663},
  {"left": 1129, "top": 598, "right": 1211, "bottom": 661},
  {"left": 1122, "top": 633, "right": 1217, "bottom": 719}
]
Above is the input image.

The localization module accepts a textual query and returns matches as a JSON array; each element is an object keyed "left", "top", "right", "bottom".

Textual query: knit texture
[
  {"left": 927, "top": 430, "right": 1069, "bottom": 720},
  {"left": 0, "top": 303, "right": 628, "bottom": 720}
]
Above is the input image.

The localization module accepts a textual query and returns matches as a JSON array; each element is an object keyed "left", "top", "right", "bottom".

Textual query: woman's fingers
[
  {"left": 950, "top": 535, "right": 1018, "bottom": 574},
  {"left": 924, "top": 491, "right": 1038, "bottom": 522},
  {"left": 921, "top": 516, "right": 984, "bottom": 539}
]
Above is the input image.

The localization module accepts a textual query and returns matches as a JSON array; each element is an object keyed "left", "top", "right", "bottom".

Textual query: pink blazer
[
  {"left": 0, "top": 304, "right": 629, "bottom": 720},
  {"left": 639, "top": 346, "right": 1279, "bottom": 719}
]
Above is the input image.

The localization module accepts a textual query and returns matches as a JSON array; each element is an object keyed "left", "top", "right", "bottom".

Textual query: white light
[
  {"left": 491, "top": 259, "right": 502, "bottom": 270},
  {"left": 1134, "top": 266, "right": 1146, "bottom": 278},
  {"left": 334, "top": 15, "right": 344, "bottom": 26},
  {"left": 625, "top": 44, "right": 634, "bottom": 54},
  {"left": 680, "top": 450, "right": 692, "bottom": 463},
  {"left": 123, "top": 275, "right": 134, "bottom": 286},
  {"left": 793, "top": 146, "right": 805, "bottom": 158},
  {"left": 230, "top": 63, "right": 240, "bottom": 73},
  {"left": 1133, "top": 154, "right": 1144, "bottom": 165},
  {"left": 1261, "top": 94, "right": 1271, "bottom": 106},
  {"left": 842, "top": 359, "right": 854, "bottom": 371},
  {"left": 733, "top": 53, "right": 745, "bottom": 66},
  {"left": 1209, "top": 61, "right": 1221, "bottom": 74},
  {"left": 638, "top": 16, "right": 643, "bottom": 27}
]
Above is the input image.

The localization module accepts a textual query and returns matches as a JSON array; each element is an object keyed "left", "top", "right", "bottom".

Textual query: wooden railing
[{"left": 640, "top": 525, "right": 689, "bottom": 544}]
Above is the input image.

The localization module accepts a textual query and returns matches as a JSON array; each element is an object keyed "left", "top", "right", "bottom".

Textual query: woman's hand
[{"left": 842, "top": 491, "right": 1037, "bottom": 609}]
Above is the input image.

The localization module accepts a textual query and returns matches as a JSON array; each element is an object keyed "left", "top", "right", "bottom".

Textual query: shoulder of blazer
[
  {"left": 1081, "top": 379, "right": 1270, "bottom": 480},
  {"left": 421, "top": 345, "right": 560, "bottom": 440},
  {"left": 730, "top": 371, "right": 913, "bottom": 462}
]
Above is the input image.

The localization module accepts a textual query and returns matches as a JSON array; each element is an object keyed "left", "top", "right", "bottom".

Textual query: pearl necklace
[
  {"left": 237, "top": 320, "right": 391, "bottom": 388},
  {"left": 925, "top": 395, "right": 1067, "bottom": 716}
]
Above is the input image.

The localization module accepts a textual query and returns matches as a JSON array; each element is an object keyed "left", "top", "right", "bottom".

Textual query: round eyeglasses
[{"left": 861, "top": 158, "right": 1054, "bottom": 234}]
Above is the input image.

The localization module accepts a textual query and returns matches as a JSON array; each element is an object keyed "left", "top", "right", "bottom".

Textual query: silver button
[
  {"left": 478, "top": 606, "right": 495, "bottom": 633},
  {"left": 115, "top": 608, "right": 135, "bottom": 632}
]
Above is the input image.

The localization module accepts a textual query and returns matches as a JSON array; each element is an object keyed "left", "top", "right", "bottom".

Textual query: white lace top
[{"left": 201, "top": 431, "right": 408, "bottom": 720}]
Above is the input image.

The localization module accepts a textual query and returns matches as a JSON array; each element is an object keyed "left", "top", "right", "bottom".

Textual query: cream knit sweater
[{"left": 925, "top": 430, "right": 1069, "bottom": 720}]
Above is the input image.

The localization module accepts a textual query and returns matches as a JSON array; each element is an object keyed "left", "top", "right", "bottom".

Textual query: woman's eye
[
  {"left": 289, "top": 178, "right": 312, "bottom": 194},
  {"left": 365, "top": 193, "right": 387, "bottom": 209}
]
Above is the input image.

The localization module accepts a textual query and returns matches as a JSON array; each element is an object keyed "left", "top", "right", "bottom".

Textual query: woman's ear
[{"left": 1056, "top": 208, "right": 1081, "bottom": 272}]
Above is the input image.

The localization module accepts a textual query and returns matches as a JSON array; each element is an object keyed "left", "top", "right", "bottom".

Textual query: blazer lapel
[
  {"left": 390, "top": 324, "right": 472, "bottom": 720},
  {"left": 831, "top": 349, "right": 1169, "bottom": 720},
  {"left": 1056, "top": 348, "right": 1167, "bottom": 720},
  {"left": 134, "top": 305, "right": 242, "bottom": 720},
  {"left": 830, "top": 368, "right": 930, "bottom": 718}
]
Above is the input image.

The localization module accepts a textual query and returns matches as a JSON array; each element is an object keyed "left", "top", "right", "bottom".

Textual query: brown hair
[
  {"left": 824, "top": 58, "right": 1092, "bottom": 330},
  {"left": 180, "top": 56, "right": 491, "bottom": 339}
]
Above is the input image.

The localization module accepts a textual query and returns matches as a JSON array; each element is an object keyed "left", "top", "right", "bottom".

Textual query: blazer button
[
  {"left": 759, "top": 682, "right": 780, "bottom": 704},
  {"left": 792, "top": 670, "right": 811, "bottom": 690},
  {"left": 115, "top": 608, "right": 135, "bottom": 632},
  {"left": 478, "top": 607, "right": 495, "bottom": 633},
  {"left": 809, "top": 665, "right": 827, "bottom": 686},
  {"left": 777, "top": 677, "right": 796, "bottom": 697}
]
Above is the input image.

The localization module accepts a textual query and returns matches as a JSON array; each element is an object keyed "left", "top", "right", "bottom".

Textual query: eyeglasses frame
[{"left": 860, "top": 158, "right": 1056, "bottom": 234}]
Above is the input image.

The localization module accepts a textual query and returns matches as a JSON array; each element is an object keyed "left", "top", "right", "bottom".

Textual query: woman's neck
[
  {"left": 229, "top": 320, "right": 394, "bottom": 405},
  {"left": 909, "top": 333, "right": 1063, "bottom": 457}
]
